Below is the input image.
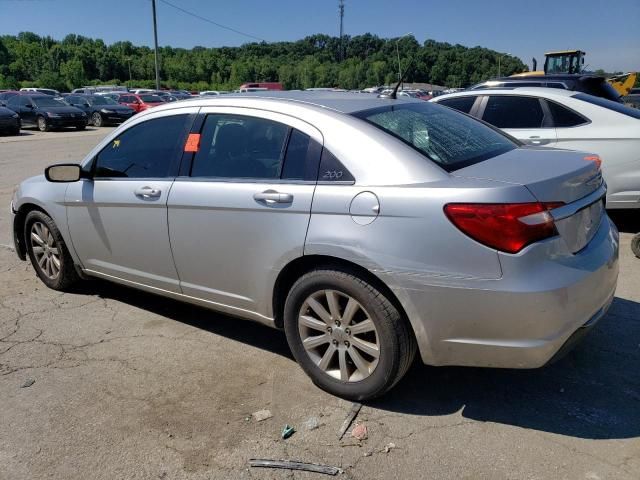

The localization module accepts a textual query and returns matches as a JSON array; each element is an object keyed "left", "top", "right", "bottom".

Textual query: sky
[{"left": 0, "top": 0, "right": 638, "bottom": 72}]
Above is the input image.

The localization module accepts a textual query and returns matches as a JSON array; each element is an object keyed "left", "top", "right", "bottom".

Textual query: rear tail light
[
  {"left": 444, "top": 202, "right": 564, "bottom": 254},
  {"left": 584, "top": 155, "right": 602, "bottom": 169}
]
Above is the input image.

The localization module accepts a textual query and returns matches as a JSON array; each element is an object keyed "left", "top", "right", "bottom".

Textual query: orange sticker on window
[{"left": 184, "top": 133, "right": 201, "bottom": 152}]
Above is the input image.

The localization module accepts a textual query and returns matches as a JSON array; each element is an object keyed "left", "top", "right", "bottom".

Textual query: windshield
[
  {"left": 32, "top": 97, "right": 66, "bottom": 107},
  {"left": 352, "top": 103, "right": 517, "bottom": 172},
  {"left": 139, "top": 95, "right": 162, "bottom": 103},
  {"left": 89, "top": 96, "right": 118, "bottom": 106},
  {"left": 574, "top": 93, "right": 640, "bottom": 119}
]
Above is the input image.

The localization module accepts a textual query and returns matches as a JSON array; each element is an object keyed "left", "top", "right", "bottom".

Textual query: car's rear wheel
[
  {"left": 25, "top": 210, "right": 79, "bottom": 291},
  {"left": 284, "top": 269, "right": 416, "bottom": 400},
  {"left": 91, "top": 112, "right": 103, "bottom": 127},
  {"left": 37, "top": 116, "right": 49, "bottom": 132}
]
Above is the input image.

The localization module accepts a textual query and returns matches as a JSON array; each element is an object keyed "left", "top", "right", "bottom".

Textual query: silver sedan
[{"left": 10, "top": 92, "right": 619, "bottom": 400}]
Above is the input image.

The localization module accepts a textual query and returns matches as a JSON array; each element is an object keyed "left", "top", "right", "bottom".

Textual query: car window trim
[{"left": 181, "top": 110, "right": 325, "bottom": 183}]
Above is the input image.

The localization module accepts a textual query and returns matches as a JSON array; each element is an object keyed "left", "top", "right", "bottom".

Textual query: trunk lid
[{"left": 453, "top": 147, "right": 605, "bottom": 253}]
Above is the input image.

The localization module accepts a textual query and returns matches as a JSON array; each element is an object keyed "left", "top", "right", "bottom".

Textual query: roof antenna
[{"left": 386, "top": 58, "right": 414, "bottom": 99}]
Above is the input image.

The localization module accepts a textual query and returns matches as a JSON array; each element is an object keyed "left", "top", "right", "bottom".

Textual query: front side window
[
  {"left": 483, "top": 96, "right": 545, "bottom": 128},
  {"left": 438, "top": 96, "right": 477, "bottom": 114},
  {"left": 352, "top": 103, "right": 516, "bottom": 172},
  {"left": 93, "top": 115, "right": 190, "bottom": 178},
  {"left": 191, "top": 114, "right": 289, "bottom": 179}
]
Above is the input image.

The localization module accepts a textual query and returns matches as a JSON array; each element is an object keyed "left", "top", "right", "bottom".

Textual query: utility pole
[
  {"left": 151, "top": 0, "right": 160, "bottom": 90},
  {"left": 338, "top": 0, "right": 345, "bottom": 61}
]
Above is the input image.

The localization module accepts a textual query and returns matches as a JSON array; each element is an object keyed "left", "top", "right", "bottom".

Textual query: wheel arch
[
  {"left": 272, "top": 254, "right": 412, "bottom": 335},
  {"left": 13, "top": 202, "right": 49, "bottom": 260}
]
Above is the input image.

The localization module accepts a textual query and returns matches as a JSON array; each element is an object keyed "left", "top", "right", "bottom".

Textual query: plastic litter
[
  {"left": 281, "top": 424, "right": 295, "bottom": 439},
  {"left": 249, "top": 459, "right": 342, "bottom": 476}
]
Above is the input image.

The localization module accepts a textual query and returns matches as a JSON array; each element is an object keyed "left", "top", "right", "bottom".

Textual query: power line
[{"left": 157, "top": 0, "right": 266, "bottom": 43}]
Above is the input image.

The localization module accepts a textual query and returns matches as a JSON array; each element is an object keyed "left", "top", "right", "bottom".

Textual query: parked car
[
  {"left": 431, "top": 87, "right": 640, "bottom": 209},
  {"left": 469, "top": 74, "right": 622, "bottom": 102},
  {"left": 19, "top": 87, "right": 60, "bottom": 97},
  {"left": 5, "top": 93, "right": 87, "bottom": 131},
  {"left": 239, "top": 82, "right": 283, "bottom": 91},
  {"left": 64, "top": 94, "right": 135, "bottom": 127},
  {"left": 200, "top": 90, "right": 222, "bottom": 96},
  {"left": 0, "top": 90, "right": 19, "bottom": 106},
  {"left": 10, "top": 92, "right": 618, "bottom": 400},
  {"left": 0, "top": 106, "right": 21, "bottom": 135}
]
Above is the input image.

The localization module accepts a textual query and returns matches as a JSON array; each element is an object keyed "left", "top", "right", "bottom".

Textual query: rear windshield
[
  {"left": 88, "top": 96, "right": 117, "bottom": 105},
  {"left": 352, "top": 103, "right": 517, "bottom": 171},
  {"left": 574, "top": 93, "right": 640, "bottom": 119}
]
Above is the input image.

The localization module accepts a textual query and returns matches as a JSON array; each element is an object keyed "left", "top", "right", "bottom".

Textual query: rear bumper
[{"left": 397, "top": 215, "right": 619, "bottom": 368}]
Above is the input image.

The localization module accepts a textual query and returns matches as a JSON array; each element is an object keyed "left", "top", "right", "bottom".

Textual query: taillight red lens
[{"left": 444, "top": 202, "right": 563, "bottom": 254}]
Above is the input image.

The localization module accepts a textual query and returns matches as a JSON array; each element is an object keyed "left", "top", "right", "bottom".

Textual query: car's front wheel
[
  {"left": 91, "top": 112, "right": 103, "bottom": 127},
  {"left": 37, "top": 116, "right": 49, "bottom": 132},
  {"left": 24, "top": 210, "right": 79, "bottom": 290},
  {"left": 284, "top": 269, "right": 416, "bottom": 400}
]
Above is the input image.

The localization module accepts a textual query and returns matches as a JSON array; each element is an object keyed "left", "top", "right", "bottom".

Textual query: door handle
[
  {"left": 527, "top": 136, "right": 547, "bottom": 145},
  {"left": 253, "top": 190, "right": 294, "bottom": 204},
  {"left": 134, "top": 186, "right": 162, "bottom": 199}
]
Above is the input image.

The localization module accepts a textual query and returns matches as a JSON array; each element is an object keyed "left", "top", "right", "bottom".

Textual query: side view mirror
[{"left": 45, "top": 164, "right": 82, "bottom": 183}]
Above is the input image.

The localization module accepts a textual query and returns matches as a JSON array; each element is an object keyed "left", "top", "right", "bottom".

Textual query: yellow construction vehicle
[{"left": 511, "top": 50, "right": 637, "bottom": 96}]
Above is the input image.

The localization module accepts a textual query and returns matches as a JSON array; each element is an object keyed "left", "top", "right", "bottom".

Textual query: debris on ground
[
  {"left": 20, "top": 378, "right": 35, "bottom": 388},
  {"left": 251, "top": 409, "right": 273, "bottom": 422},
  {"left": 351, "top": 423, "right": 368, "bottom": 441},
  {"left": 303, "top": 416, "right": 321, "bottom": 431},
  {"left": 281, "top": 424, "right": 295, "bottom": 439},
  {"left": 363, "top": 451, "right": 372, "bottom": 457},
  {"left": 249, "top": 459, "right": 342, "bottom": 476},
  {"left": 337, "top": 402, "right": 362, "bottom": 439},
  {"left": 384, "top": 442, "right": 396, "bottom": 453}
]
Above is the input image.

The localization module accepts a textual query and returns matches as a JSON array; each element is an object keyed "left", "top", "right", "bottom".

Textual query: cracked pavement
[{"left": 1, "top": 129, "right": 639, "bottom": 479}]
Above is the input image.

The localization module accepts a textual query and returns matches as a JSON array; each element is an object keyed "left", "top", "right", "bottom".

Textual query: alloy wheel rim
[
  {"left": 92, "top": 113, "right": 101, "bottom": 126},
  {"left": 298, "top": 289, "right": 380, "bottom": 382},
  {"left": 38, "top": 118, "right": 46, "bottom": 130},
  {"left": 30, "top": 222, "right": 60, "bottom": 279}
]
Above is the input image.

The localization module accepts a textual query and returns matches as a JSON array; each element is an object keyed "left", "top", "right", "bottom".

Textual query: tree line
[{"left": 0, "top": 31, "right": 529, "bottom": 92}]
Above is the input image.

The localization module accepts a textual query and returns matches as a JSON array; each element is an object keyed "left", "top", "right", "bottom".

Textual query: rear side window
[
  {"left": 280, "top": 129, "right": 322, "bottom": 181},
  {"left": 438, "top": 96, "right": 477, "bottom": 114},
  {"left": 191, "top": 114, "right": 289, "bottom": 179},
  {"left": 483, "top": 96, "right": 545, "bottom": 128},
  {"left": 352, "top": 103, "right": 516, "bottom": 172},
  {"left": 94, "top": 114, "right": 190, "bottom": 178},
  {"left": 573, "top": 93, "right": 640, "bottom": 120},
  {"left": 546, "top": 101, "right": 589, "bottom": 127}
]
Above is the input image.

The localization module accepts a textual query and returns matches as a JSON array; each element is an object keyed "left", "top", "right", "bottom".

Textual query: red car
[{"left": 113, "top": 93, "right": 164, "bottom": 113}]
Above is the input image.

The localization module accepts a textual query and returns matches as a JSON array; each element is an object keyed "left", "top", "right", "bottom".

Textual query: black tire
[
  {"left": 91, "top": 112, "right": 103, "bottom": 127},
  {"left": 24, "top": 210, "right": 79, "bottom": 291},
  {"left": 632, "top": 234, "right": 640, "bottom": 259},
  {"left": 37, "top": 116, "right": 49, "bottom": 132},
  {"left": 283, "top": 269, "right": 416, "bottom": 400}
]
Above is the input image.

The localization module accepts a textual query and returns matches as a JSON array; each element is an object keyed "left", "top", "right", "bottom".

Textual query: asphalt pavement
[{"left": 0, "top": 127, "right": 638, "bottom": 480}]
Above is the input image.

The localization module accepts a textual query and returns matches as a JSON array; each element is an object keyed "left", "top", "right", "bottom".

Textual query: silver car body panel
[{"left": 11, "top": 92, "right": 619, "bottom": 368}]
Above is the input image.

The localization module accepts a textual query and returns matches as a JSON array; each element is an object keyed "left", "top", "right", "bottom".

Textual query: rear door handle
[
  {"left": 253, "top": 190, "right": 294, "bottom": 204},
  {"left": 134, "top": 186, "right": 162, "bottom": 199}
]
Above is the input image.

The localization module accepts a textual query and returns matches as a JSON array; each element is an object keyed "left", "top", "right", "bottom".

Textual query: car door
[
  {"left": 18, "top": 96, "right": 36, "bottom": 125},
  {"left": 167, "top": 108, "right": 322, "bottom": 319},
  {"left": 65, "top": 109, "right": 197, "bottom": 291},
  {"left": 479, "top": 95, "right": 557, "bottom": 146}
]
